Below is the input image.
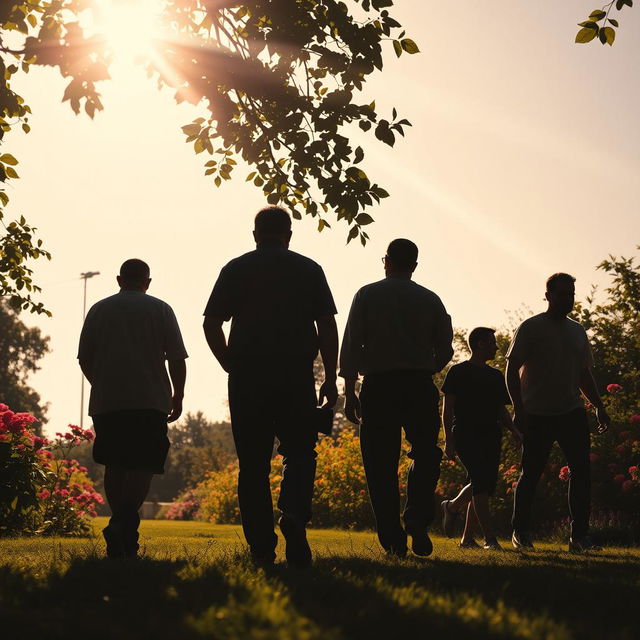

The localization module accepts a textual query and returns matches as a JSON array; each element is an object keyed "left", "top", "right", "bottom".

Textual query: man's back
[
  {"left": 204, "top": 245, "right": 336, "bottom": 364},
  {"left": 340, "top": 277, "right": 453, "bottom": 378},
  {"left": 78, "top": 291, "right": 187, "bottom": 415}
]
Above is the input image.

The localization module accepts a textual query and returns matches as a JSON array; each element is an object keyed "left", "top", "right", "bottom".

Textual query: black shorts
[
  {"left": 455, "top": 427, "right": 502, "bottom": 496},
  {"left": 92, "top": 409, "right": 170, "bottom": 474}
]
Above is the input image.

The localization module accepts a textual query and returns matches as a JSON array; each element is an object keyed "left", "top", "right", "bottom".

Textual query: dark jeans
[
  {"left": 455, "top": 427, "right": 502, "bottom": 496},
  {"left": 360, "top": 370, "right": 442, "bottom": 552},
  {"left": 228, "top": 364, "right": 318, "bottom": 558},
  {"left": 513, "top": 408, "right": 591, "bottom": 539}
]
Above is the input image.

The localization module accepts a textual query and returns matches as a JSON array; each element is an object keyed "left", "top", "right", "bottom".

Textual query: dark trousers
[
  {"left": 228, "top": 364, "right": 318, "bottom": 557},
  {"left": 512, "top": 408, "right": 591, "bottom": 539},
  {"left": 360, "top": 370, "right": 442, "bottom": 552}
]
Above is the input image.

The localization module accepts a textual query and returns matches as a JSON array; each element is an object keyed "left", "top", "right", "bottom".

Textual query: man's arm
[
  {"left": 340, "top": 291, "right": 364, "bottom": 423},
  {"left": 203, "top": 315, "right": 230, "bottom": 373},
  {"left": 442, "top": 393, "right": 456, "bottom": 459},
  {"left": 499, "top": 404, "right": 522, "bottom": 444},
  {"left": 433, "top": 303, "right": 454, "bottom": 372},
  {"left": 505, "top": 359, "right": 528, "bottom": 433},
  {"left": 317, "top": 315, "right": 338, "bottom": 408},
  {"left": 79, "top": 359, "right": 93, "bottom": 385},
  {"left": 167, "top": 359, "right": 186, "bottom": 423},
  {"left": 580, "top": 367, "right": 610, "bottom": 433}
]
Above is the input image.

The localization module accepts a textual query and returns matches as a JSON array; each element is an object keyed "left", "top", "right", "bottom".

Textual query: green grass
[{"left": 1, "top": 518, "right": 638, "bottom": 640}]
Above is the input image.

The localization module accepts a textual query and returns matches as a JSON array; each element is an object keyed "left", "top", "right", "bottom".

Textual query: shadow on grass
[{"left": 1, "top": 548, "right": 638, "bottom": 639}]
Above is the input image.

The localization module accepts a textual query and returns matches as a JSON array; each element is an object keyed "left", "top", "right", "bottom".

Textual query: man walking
[
  {"left": 340, "top": 239, "right": 453, "bottom": 557},
  {"left": 506, "top": 272, "right": 610, "bottom": 552},
  {"left": 78, "top": 259, "right": 187, "bottom": 559},
  {"left": 203, "top": 206, "right": 338, "bottom": 567}
]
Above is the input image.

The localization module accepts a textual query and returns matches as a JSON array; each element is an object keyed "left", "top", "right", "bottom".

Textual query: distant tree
[
  {"left": 0, "top": 302, "right": 49, "bottom": 433},
  {"left": 1, "top": 1, "right": 417, "bottom": 313}
]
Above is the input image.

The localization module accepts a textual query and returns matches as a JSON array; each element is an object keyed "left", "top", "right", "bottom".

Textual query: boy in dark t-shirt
[{"left": 440, "top": 327, "right": 522, "bottom": 549}]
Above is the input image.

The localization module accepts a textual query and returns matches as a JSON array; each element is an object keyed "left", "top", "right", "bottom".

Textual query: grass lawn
[{"left": 1, "top": 518, "right": 638, "bottom": 639}]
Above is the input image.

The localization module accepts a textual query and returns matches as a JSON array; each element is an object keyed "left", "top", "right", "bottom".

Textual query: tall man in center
[
  {"left": 203, "top": 206, "right": 338, "bottom": 567},
  {"left": 341, "top": 239, "right": 453, "bottom": 556}
]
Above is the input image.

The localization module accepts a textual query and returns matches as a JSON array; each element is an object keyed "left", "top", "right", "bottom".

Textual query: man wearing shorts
[
  {"left": 441, "top": 327, "right": 521, "bottom": 549},
  {"left": 78, "top": 259, "right": 187, "bottom": 559}
]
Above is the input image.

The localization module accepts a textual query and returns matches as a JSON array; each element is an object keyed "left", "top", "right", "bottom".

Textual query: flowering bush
[{"left": 0, "top": 403, "right": 103, "bottom": 536}]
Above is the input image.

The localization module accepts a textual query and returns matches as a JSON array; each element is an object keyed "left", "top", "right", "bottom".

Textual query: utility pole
[{"left": 79, "top": 271, "right": 100, "bottom": 427}]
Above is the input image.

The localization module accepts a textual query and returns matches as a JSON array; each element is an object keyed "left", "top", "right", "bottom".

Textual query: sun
[{"left": 91, "top": 0, "right": 165, "bottom": 62}]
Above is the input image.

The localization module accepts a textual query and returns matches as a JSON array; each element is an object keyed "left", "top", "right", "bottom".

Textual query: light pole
[{"left": 80, "top": 271, "right": 100, "bottom": 427}]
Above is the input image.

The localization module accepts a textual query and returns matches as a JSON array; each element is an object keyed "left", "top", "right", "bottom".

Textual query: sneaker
[
  {"left": 512, "top": 530, "right": 535, "bottom": 550},
  {"left": 568, "top": 536, "right": 602, "bottom": 553},
  {"left": 459, "top": 538, "right": 481, "bottom": 549},
  {"left": 483, "top": 538, "right": 503, "bottom": 551},
  {"left": 279, "top": 516, "right": 312, "bottom": 568},
  {"left": 408, "top": 531, "right": 433, "bottom": 557},
  {"left": 441, "top": 500, "right": 459, "bottom": 538}
]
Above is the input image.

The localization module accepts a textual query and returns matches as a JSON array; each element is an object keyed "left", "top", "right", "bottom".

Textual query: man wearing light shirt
[{"left": 340, "top": 238, "right": 453, "bottom": 557}]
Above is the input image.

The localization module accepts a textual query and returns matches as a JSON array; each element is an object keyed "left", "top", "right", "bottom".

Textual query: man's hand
[
  {"left": 319, "top": 379, "right": 338, "bottom": 409},
  {"left": 444, "top": 436, "right": 456, "bottom": 460},
  {"left": 345, "top": 391, "right": 362, "bottom": 424},
  {"left": 595, "top": 405, "right": 611, "bottom": 434},
  {"left": 167, "top": 395, "right": 183, "bottom": 423}
]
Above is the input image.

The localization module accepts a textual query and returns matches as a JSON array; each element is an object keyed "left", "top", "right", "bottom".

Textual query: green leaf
[
  {"left": 181, "top": 123, "right": 201, "bottom": 136},
  {"left": 589, "top": 10, "right": 607, "bottom": 20},
  {"left": 609, "top": 18, "right": 619, "bottom": 27},
  {"left": 356, "top": 213, "right": 374, "bottom": 225},
  {"left": 400, "top": 39, "right": 420, "bottom": 54},
  {"left": 576, "top": 26, "right": 599, "bottom": 43},
  {"left": 393, "top": 40, "right": 402, "bottom": 57},
  {"left": 346, "top": 226, "right": 359, "bottom": 244},
  {"left": 603, "top": 26, "right": 616, "bottom": 45},
  {"left": 0, "top": 154, "right": 19, "bottom": 166}
]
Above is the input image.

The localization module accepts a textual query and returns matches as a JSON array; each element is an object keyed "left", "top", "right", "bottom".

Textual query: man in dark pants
[
  {"left": 506, "top": 272, "right": 610, "bottom": 552},
  {"left": 78, "top": 259, "right": 187, "bottom": 559},
  {"left": 341, "top": 239, "right": 453, "bottom": 557},
  {"left": 203, "top": 206, "right": 338, "bottom": 567}
]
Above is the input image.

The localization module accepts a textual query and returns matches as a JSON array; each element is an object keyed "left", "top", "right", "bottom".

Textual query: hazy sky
[{"left": 6, "top": 1, "right": 640, "bottom": 434}]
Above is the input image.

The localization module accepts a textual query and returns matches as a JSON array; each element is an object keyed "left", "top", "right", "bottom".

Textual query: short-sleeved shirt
[
  {"left": 339, "top": 277, "right": 453, "bottom": 379},
  {"left": 506, "top": 313, "right": 593, "bottom": 416},
  {"left": 441, "top": 361, "right": 511, "bottom": 433},
  {"left": 78, "top": 291, "right": 188, "bottom": 416},
  {"left": 204, "top": 244, "right": 337, "bottom": 365}
]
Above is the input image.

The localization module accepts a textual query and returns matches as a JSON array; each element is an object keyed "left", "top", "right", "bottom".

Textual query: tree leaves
[{"left": 576, "top": 2, "right": 633, "bottom": 46}]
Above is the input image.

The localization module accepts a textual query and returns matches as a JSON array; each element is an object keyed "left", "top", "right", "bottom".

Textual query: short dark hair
[
  {"left": 546, "top": 272, "right": 575, "bottom": 293},
  {"left": 254, "top": 206, "right": 292, "bottom": 235},
  {"left": 386, "top": 238, "right": 418, "bottom": 270},
  {"left": 119, "top": 258, "right": 150, "bottom": 282},
  {"left": 468, "top": 327, "right": 495, "bottom": 351}
]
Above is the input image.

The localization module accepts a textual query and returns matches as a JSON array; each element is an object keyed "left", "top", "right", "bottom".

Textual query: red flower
[
  {"left": 630, "top": 414, "right": 640, "bottom": 426},
  {"left": 622, "top": 480, "right": 634, "bottom": 492},
  {"left": 606, "top": 383, "right": 623, "bottom": 393},
  {"left": 559, "top": 466, "right": 570, "bottom": 482}
]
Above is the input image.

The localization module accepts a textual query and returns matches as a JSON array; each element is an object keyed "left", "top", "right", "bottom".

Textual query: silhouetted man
[
  {"left": 78, "top": 259, "right": 187, "bottom": 559},
  {"left": 506, "top": 272, "right": 610, "bottom": 552},
  {"left": 341, "top": 239, "right": 453, "bottom": 557},
  {"left": 203, "top": 206, "right": 338, "bottom": 567}
]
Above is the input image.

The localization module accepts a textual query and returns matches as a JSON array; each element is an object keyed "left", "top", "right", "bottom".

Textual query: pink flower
[
  {"left": 559, "top": 466, "right": 570, "bottom": 482},
  {"left": 0, "top": 403, "right": 9, "bottom": 412},
  {"left": 16, "top": 443, "right": 25, "bottom": 451},
  {"left": 622, "top": 480, "right": 634, "bottom": 492},
  {"left": 37, "top": 489, "right": 51, "bottom": 500},
  {"left": 630, "top": 414, "right": 640, "bottom": 426},
  {"left": 606, "top": 383, "right": 623, "bottom": 393}
]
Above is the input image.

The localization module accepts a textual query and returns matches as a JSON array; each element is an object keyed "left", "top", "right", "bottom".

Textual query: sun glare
[{"left": 92, "top": 0, "right": 165, "bottom": 62}]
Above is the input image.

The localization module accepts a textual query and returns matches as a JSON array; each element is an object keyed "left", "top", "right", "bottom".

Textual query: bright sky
[{"left": 6, "top": 1, "right": 640, "bottom": 435}]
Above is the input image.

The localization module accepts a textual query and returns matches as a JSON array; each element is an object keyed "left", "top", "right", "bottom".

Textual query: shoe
[
  {"left": 459, "top": 538, "right": 481, "bottom": 549},
  {"left": 385, "top": 545, "right": 408, "bottom": 559},
  {"left": 408, "top": 530, "right": 433, "bottom": 557},
  {"left": 483, "top": 538, "right": 503, "bottom": 551},
  {"left": 279, "top": 516, "right": 312, "bottom": 568},
  {"left": 568, "top": 536, "right": 602, "bottom": 553},
  {"left": 441, "top": 500, "right": 459, "bottom": 538},
  {"left": 512, "top": 530, "right": 535, "bottom": 550},
  {"left": 102, "top": 525, "right": 125, "bottom": 560}
]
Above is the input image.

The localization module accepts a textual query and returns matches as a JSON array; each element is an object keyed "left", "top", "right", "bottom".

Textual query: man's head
[
  {"left": 545, "top": 272, "right": 575, "bottom": 316},
  {"left": 117, "top": 258, "right": 151, "bottom": 292},
  {"left": 468, "top": 327, "right": 497, "bottom": 361},
  {"left": 384, "top": 238, "right": 418, "bottom": 277},
  {"left": 253, "top": 206, "right": 292, "bottom": 248}
]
